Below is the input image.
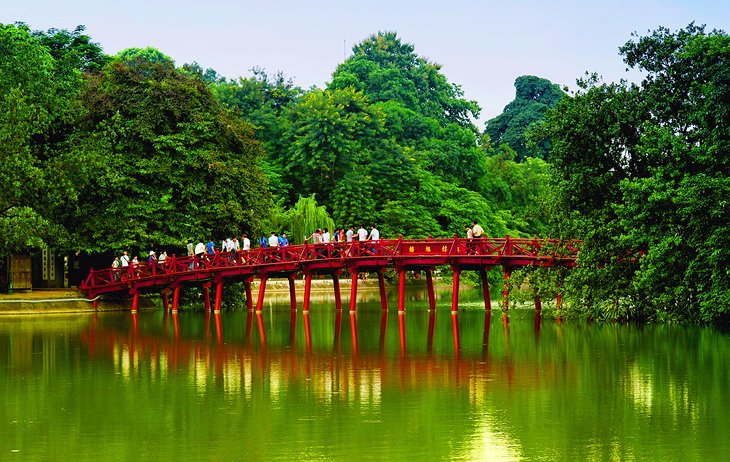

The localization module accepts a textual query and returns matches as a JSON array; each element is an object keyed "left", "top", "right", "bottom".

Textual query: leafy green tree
[
  {"left": 484, "top": 75, "right": 565, "bottom": 161},
  {"left": 32, "top": 25, "right": 110, "bottom": 73},
  {"left": 279, "top": 87, "right": 387, "bottom": 208},
  {"left": 61, "top": 51, "right": 272, "bottom": 252},
  {"left": 331, "top": 32, "right": 480, "bottom": 129},
  {"left": 210, "top": 68, "right": 303, "bottom": 199},
  {"left": 542, "top": 24, "right": 730, "bottom": 323},
  {"left": 328, "top": 32, "right": 486, "bottom": 189},
  {"left": 0, "top": 23, "right": 85, "bottom": 256}
]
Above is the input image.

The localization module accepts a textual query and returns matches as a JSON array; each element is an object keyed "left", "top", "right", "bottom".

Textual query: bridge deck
[{"left": 81, "top": 237, "right": 580, "bottom": 301}]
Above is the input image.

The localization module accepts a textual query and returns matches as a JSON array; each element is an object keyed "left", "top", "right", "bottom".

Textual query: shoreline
[{"left": 0, "top": 277, "right": 463, "bottom": 314}]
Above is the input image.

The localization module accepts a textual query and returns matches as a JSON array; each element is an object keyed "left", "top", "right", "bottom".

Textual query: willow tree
[{"left": 284, "top": 195, "right": 335, "bottom": 245}]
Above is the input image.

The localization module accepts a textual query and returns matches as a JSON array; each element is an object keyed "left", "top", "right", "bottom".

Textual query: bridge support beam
[
  {"left": 333, "top": 272, "right": 342, "bottom": 311},
  {"left": 303, "top": 273, "right": 312, "bottom": 313},
  {"left": 534, "top": 291, "right": 542, "bottom": 312},
  {"left": 256, "top": 275, "right": 268, "bottom": 313},
  {"left": 349, "top": 271, "right": 358, "bottom": 312},
  {"left": 288, "top": 273, "right": 297, "bottom": 311},
  {"left": 397, "top": 270, "right": 406, "bottom": 313},
  {"left": 202, "top": 282, "right": 212, "bottom": 312},
  {"left": 378, "top": 270, "right": 388, "bottom": 311},
  {"left": 214, "top": 280, "right": 224, "bottom": 313},
  {"left": 502, "top": 268, "right": 511, "bottom": 312},
  {"left": 244, "top": 277, "right": 253, "bottom": 311},
  {"left": 556, "top": 293, "right": 562, "bottom": 312},
  {"left": 131, "top": 290, "right": 139, "bottom": 314},
  {"left": 480, "top": 268, "right": 491, "bottom": 311},
  {"left": 426, "top": 269, "right": 436, "bottom": 311},
  {"left": 451, "top": 269, "right": 461, "bottom": 313},
  {"left": 161, "top": 289, "right": 170, "bottom": 312}
]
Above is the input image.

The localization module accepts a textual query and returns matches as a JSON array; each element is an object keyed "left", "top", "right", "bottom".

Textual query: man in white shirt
[
  {"left": 472, "top": 220, "right": 484, "bottom": 238},
  {"left": 345, "top": 227, "right": 354, "bottom": 242},
  {"left": 268, "top": 232, "right": 279, "bottom": 248},
  {"left": 368, "top": 226, "right": 380, "bottom": 241},
  {"left": 322, "top": 228, "right": 331, "bottom": 243},
  {"left": 357, "top": 225, "right": 368, "bottom": 241},
  {"left": 242, "top": 234, "right": 251, "bottom": 250}
]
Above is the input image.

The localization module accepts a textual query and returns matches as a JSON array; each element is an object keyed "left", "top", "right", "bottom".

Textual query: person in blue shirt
[
  {"left": 206, "top": 240, "right": 216, "bottom": 254},
  {"left": 279, "top": 233, "right": 289, "bottom": 247}
]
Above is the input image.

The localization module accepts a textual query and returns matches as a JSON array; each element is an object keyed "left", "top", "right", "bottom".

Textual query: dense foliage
[
  {"left": 2, "top": 21, "right": 727, "bottom": 324},
  {"left": 541, "top": 24, "right": 729, "bottom": 323},
  {"left": 0, "top": 23, "right": 85, "bottom": 254},
  {"left": 484, "top": 75, "right": 565, "bottom": 161}
]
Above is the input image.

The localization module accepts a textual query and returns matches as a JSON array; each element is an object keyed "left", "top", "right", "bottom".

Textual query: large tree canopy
[
  {"left": 484, "top": 75, "right": 565, "bottom": 161},
  {"left": 60, "top": 51, "right": 272, "bottom": 252},
  {"left": 0, "top": 23, "right": 87, "bottom": 256},
  {"left": 542, "top": 23, "right": 730, "bottom": 323}
]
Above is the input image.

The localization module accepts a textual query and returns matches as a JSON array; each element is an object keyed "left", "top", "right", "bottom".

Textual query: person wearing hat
[{"left": 148, "top": 251, "right": 156, "bottom": 263}]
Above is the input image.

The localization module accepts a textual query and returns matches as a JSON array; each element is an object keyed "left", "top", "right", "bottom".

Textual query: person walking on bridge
[
  {"left": 268, "top": 232, "right": 279, "bottom": 248},
  {"left": 472, "top": 220, "right": 484, "bottom": 238}
]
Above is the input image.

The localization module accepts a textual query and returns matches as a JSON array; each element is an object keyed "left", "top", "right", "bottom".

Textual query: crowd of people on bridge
[{"left": 110, "top": 220, "right": 487, "bottom": 272}]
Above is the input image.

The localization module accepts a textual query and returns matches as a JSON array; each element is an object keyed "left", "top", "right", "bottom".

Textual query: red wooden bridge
[{"left": 80, "top": 236, "right": 580, "bottom": 313}]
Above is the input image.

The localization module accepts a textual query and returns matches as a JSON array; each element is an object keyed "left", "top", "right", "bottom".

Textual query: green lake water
[{"left": 1, "top": 286, "right": 728, "bottom": 461}]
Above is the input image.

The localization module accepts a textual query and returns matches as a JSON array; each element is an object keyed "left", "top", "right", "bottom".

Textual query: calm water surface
[{"left": 1, "top": 287, "right": 728, "bottom": 461}]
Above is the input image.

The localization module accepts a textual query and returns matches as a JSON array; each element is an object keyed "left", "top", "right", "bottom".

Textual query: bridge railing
[{"left": 80, "top": 237, "right": 582, "bottom": 295}]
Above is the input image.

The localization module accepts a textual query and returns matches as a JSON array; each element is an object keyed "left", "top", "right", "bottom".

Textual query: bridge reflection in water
[{"left": 82, "top": 307, "right": 563, "bottom": 404}]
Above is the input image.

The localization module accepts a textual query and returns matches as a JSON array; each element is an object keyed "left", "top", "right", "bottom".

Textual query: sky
[{"left": 3, "top": 1, "right": 728, "bottom": 124}]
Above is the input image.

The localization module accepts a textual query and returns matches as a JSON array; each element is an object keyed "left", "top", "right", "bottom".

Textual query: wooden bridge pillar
[
  {"left": 244, "top": 277, "right": 253, "bottom": 311},
  {"left": 303, "top": 273, "right": 312, "bottom": 313},
  {"left": 426, "top": 268, "right": 436, "bottom": 311},
  {"left": 161, "top": 289, "right": 170, "bottom": 312},
  {"left": 397, "top": 269, "right": 406, "bottom": 313},
  {"left": 256, "top": 275, "right": 268, "bottom": 313},
  {"left": 333, "top": 272, "right": 343, "bottom": 311},
  {"left": 349, "top": 271, "right": 358, "bottom": 312},
  {"left": 288, "top": 273, "right": 298, "bottom": 311},
  {"left": 131, "top": 290, "right": 139, "bottom": 314},
  {"left": 202, "top": 282, "right": 212, "bottom": 312},
  {"left": 172, "top": 285, "right": 181, "bottom": 312},
  {"left": 377, "top": 270, "right": 388, "bottom": 311},
  {"left": 214, "top": 280, "right": 224, "bottom": 313},
  {"left": 480, "top": 268, "right": 491, "bottom": 310},
  {"left": 451, "top": 269, "right": 461, "bottom": 313},
  {"left": 534, "top": 290, "right": 542, "bottom": 312}
]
